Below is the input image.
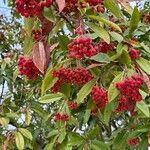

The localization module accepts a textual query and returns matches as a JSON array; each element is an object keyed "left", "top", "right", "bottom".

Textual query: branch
[
  {"left": 0, "top": 79, "right": 5, "bottom": 104},
  {"left": 59, "top": 13, "right": 75, "bottom": 29}
]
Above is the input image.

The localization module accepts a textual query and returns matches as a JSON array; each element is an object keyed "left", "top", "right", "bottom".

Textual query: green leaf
[
  {"left": 68, "top": 132, "right": 84, "bottom": 146},
  {"left": 24, "top": 17, "right": 34, "bottom": 35},
  {"left": 0, "top": 117, "right": 9, "bottom": 127},
  {"left": 23, "top": 36, "right": 34, "bottom": 56},
  {"left": 47, "top": 130, "right": 59, "bottom": 138},
  {"left": 15, "top": 132, "right": 24, "bottom": 150},
  {"left": 48, "top": 20, "right": 64, "bottom": 41},
  {"left": 58, "top": 129, "right": 66, "bottom": 143},
  {"left": 110, "top": 43, "right": 124, "bottom": 61},
  {"left": 104, "top": 0, "right": 122, "bottom": 19},
  {"left": 89, "top": 15, "right": 122, "bottom": 32},
  {"left": 87, "top": 127, "right": 100, "bottom": 139},
  {"left": 109, "top": 31, "right": 123, "bottom": 42},
  {"left": 60, "top": 84, "right": 71, "bottom": 97},
  {"left": 113, "top": 130, "right": 128, "bottom": 150},
  {"left": 90, "top": 53, "right": 110, "bottom": 63},
  {"left": 91, "top": 140, "right": 110, "bottom": 150},
  {"left": 108, "top": 72, "right": 124, "bottom": 102},
  {"left": 32, "top": 103, "right": 48, "bottom": 118},
  {"left": 136, "top": 57, "right": 150, "bottom": 75},
  {"left": 129, "top": 7, "right": 140, "bottom": 36},
  {"left": 103, "top": 102, "right": 112, "bottom": 125},
  {"left": 76, "top": 79, "right": 97, "bottom": 104},
  {"left": 13, "top": 69, "right": 18, "bottom": 82},
  {"left": 140, "top": 42, "right": 150, "bottom": 54},
  {"left": 41, "top": 67, "right": 59, "bottom": 95},
  {"left": 18, "top": 128, "right": 32, "bottom": 140},
  {"left": 39, "top": 93, "right": 63, "bottom": 103},
  {"left": 6, "top": 112, "right": 19, "bottom": 119},
  {"left": 87, "top": 22, "right": 110, "bottom": 43},
  {"left": 25, "top": 110, "right": 31, "bottom": 126},
  {"left": 43, "top": 7, "right": 55, "bottom": 22},
  {"left": 118, "top": 50, "right": 131, "bottom": 66},
  {"left": 136, "top": 101, "right": 150, "bottom": 118},
  {"left": 83, "top": 109, "right": 91, "bottom": 124},
  {"left": 58, "top": 35, "right": 70, "bottom": 51},
  {"left": 44, "top": 142, "right": 54, "bottom": 150}
]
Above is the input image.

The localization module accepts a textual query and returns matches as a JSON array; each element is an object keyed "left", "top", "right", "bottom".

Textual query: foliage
[{"left": 0, "top": 0, "right": 150, "bottom": 150}]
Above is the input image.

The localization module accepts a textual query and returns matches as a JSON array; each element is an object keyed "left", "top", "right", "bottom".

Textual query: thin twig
[{"left": 0, "top": 79, "right": 5, "bottom": 104}]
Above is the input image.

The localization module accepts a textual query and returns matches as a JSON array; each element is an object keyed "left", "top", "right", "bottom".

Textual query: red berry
[
  {"left": 96, "top": 6, "right": 105, "bottom": 13},
  {"left": 129, "top": 49, "right": 140, "bottom": 59},
  {"left": 68, "top": 102, "right": 78, "bottom": 110},
  {"left": 127, "top": 137, "right": 140, "bottom": 146},
  {"left": 115, "top": 75, "right": 143, "bottom": 112},
  {"left": 91, "top": 86, "right": 108, "bottom": 109},
  {"left": 51, "top": 67, "right": 92, "bottom": 92},
  {"left": 68, "top": 37, "right": 96, "bottom": 59},
  {"left": 32, "top": 29, "right": 43, "bottom": 41},
  {"left": 17, "top": 56, "right": 40, "bottom": 80},
  {"left": 95, "top": 41, "right": 114, "bottom": 53},
  {"left": 53, "top": 112, "right": 69, "bottom": 122}
]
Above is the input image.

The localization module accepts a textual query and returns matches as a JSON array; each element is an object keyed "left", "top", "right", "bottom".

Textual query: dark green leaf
[{"left": 87, "top": 22, "right": 110, "bottom": 43}]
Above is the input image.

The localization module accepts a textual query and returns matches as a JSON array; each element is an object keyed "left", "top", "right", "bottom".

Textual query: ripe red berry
[
  {"left": 91, "top": 86, "right": 108, "bottom": 109},
  {"left": 53, "top": 112, "right": 69, "bottom": 122},
  {"left": 15, "top": 0, "right": 53, "bottom": 17},
  {"left": 116, "top": 75, "right": 143, "bottom": 102},
  {"left": 32, "top": 29, "right": 43, "bottom": 42},
  {"left": 127, "top": 137, "right": 140, "bottom": 146},
  {"left": 129, "top": 49, "right": 140, "bottom": 59},
  {"left": 68, "top": 102, "right": 78, "bottom": 110},
  {"left": 17, "top": 56, "right": 40, "bottom": 80},
  {"left": 95, "top": 41, "right": 114, "bottom": 53},
  {"left": 96, "top": 6, "right": 105, "bottom": 13},
  {"left": 68, "top": 37, "right": 96, "bottom": 59},
  {"left": 62, "top": 0, "right": 78, "bottom": 13}
]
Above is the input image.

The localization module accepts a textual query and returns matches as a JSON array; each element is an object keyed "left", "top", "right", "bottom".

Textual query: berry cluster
[
  {"left": 53, "top": 112, "right": 69, "bottom": 122},
  {"left": 129, "top": 49, "right": 140, "bottom": 59},
  {"left": 16, "top": 0, "right": 53, "bottom": 17},
  {"left": 17, "top": 56, "right": 40, "bottom": 80},
  {"left": 116, "top": 75, "right": 143, "bottom": 112},
  {"left": 68, "top": 37, "right": 97, "bottom": 59},
  {"left": 51, "top": 67, "right": 92, "bottom": 93},
  {"left": 95, "top": 41, "right": 114, "bottom": 53},
  {"left": 63, "top": 0, "right": 78, "bottom": 13},
  {"left": 127, "top": 137, "right": 140, "bottom": 146},
  {"left": 53, "top": 67, "right": 92, "bottom": 85},
  {"left": 91, "top": 86, "right": 108, "bottom": 109},
  {"left": 68, "top": 101, "right": 78, "bottom": 110},
  {"left": 32, "top": 29, "right": 43, "bottom": 42},
  {"left": 115, "top": 96, "right": 136, "bottom": 112}
]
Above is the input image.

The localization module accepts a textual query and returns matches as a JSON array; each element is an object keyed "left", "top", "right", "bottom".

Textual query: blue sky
[{"left": 0, "top": 0, "right": 11, "bottom": 16}]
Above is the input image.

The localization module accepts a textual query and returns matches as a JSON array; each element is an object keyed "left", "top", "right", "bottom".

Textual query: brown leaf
[
  {"left": 32, "top": 42, "right": 47, "bottom": 74},
  {"left": 56, "top": 0, "right": 66, "bottom": 12},
  {"left": 32, "top": 42, "right": 58, "bottom": 74}
]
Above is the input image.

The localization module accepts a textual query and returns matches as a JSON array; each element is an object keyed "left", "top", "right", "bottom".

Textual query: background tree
[{"left": 0, "top": 0, "right": 150, "bottom": 150}]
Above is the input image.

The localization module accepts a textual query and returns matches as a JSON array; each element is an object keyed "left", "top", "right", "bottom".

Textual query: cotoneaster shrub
[{"left": 0, "top": 0, "right": 150, "bottom": 150}]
